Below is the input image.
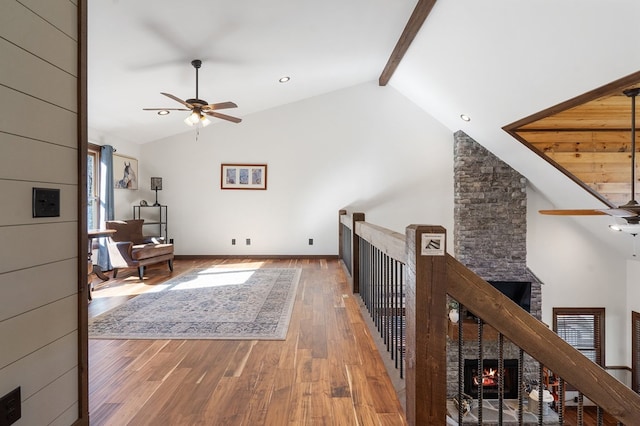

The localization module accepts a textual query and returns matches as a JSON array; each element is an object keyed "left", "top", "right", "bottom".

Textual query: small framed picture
[
  {"left": 113, "top": 154, "right": 138, "bottom": 190},
  {"left": 221, "top": 164, "right": 267, "bottom": 190}
]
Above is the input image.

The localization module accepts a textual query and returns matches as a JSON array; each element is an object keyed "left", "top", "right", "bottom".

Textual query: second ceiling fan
[
  {"left": 144, "top": 59, "right": 242, "bottom": 126},
  {"left": 539, "top": 87, "right": 640, "bottom": 225}
]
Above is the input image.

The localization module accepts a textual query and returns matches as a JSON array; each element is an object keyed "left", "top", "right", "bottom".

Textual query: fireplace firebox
[{"left": 464, "top": 359, "right": 519, "bottom": 399}]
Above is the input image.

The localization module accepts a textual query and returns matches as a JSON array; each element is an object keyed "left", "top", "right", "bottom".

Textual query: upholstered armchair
[{"left": 105, "top": 219, "right": 174, "bottom": 280}]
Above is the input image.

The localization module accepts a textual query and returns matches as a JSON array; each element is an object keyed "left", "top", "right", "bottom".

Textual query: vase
[{"left": 448, "top": 308, "right": 459, "bottom": 324}]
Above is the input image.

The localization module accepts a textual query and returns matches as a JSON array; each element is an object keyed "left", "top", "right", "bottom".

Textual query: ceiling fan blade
[
  {"left": 538, "top": 209, "right": 608, "bottom": 216},
  {"left": 203, "top": 101, "right": 237, "bottom": 111},
  {"left": 143, "top": 108, "right": 190, "bottom": 111},
  {"left": 597, "top": 208, "right": 639, "bottom": 218},
  {"left": 161, "top": 92, "right": 194, "bottom": 109},
  {"left": 205, "top": 111, "right": 242, "bottom": 123}
]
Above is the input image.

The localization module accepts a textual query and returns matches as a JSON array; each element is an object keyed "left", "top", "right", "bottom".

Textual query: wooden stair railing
[
  {"left": 446, "top": 253, "right": 640, "bottom": 425},
  {"left": 338, "top": 215, "right": 640, "bottom": 425}
]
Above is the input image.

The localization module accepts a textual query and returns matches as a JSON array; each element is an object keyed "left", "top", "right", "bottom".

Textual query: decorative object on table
[
  {"left": 221, "top": 163, "right": 267, "bottom": 190},
  {"left": 113, "top": 154, "right": 138, "bottom": 189},
  {"left": 139, "top": 200, "right": 148, "bottom": 206},
  {"left": 89, "top": 267, "right": 301, "bottom": 340},
  {"left": 151, "top": 177, "right": 162, "bottom": 206},
  {"left": 452, "top": 392, "right": 473, "bottom": 416},
  {"left": 142, "top": 59, "right": 242, "bottom": 127},
  {"left": 528, "top": 388, "right": 554, "bottom": 415},
  {"left": 448, "top": 300, "right": 460, "bottom": 324}
]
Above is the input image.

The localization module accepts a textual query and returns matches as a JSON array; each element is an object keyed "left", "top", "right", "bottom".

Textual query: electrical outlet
[
  {"left": 308, "top": 238, "right": 314, "bottom": 245},
  {"left": 32, "top": 188, "right": 60, "bottom": 218},
  {"left": 231, "top": 239, "right": 236, "bottom": 245},
  {"left": 0, "top": 387, "right": 21, "bottom": 425},
  {"left": 246, "top": 238, "right": 251, "bottom": 245}
]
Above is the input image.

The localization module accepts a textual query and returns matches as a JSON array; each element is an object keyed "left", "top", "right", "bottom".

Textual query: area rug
[{"left": 89, "top": 267, "right": 301, "bottom": 340}]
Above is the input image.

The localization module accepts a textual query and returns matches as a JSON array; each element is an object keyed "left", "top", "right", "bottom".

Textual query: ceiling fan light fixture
[
  {"left": 200, "top": 115, "right": 211, "bottom": 127},
  {"left": 184, "top": 111, "right": 200, "bottom": 126}
]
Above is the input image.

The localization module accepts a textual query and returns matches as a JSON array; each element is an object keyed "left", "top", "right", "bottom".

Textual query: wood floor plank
[{"left": 88, "top": 258, "right": 407, "bottom": 425}]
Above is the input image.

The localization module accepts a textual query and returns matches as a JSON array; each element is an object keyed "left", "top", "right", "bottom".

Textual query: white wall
[
  {"left": 140, "top": 82, "right": 455, "bottom": 255},
  {"left": 0, "top": 1, "right": 82, "bottom": 424},
  {"left": 528, "top": 186, "right": 631, "bottom": 367}
]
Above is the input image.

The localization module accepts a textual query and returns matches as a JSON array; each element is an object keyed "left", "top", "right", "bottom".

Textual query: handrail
[
  {"left": 446, "top": 254, "right": 640, "bottom": 424},
  {"left": 355, "top": 221, "right": 405, "bottom": 263},
  {"left": 338, "top": 212, "right": 640, "bottom": 424}
]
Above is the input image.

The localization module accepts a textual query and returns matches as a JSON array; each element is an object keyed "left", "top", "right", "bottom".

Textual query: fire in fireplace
[{"left": 464, "top": 359, "right": 519, "bottom": 399}]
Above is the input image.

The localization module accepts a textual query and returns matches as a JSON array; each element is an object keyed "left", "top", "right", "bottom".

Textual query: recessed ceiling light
[
  {"left": 460, "top": 114, "right": 471, "bottom": 122},
  {"left": 157, "top": 110, "right": 170, "bottom": 116},
  {"left": 279, "top": 76, "right": 291, "bottom": 83}
]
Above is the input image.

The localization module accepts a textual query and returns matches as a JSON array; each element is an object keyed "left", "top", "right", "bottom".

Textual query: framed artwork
[
  {"left": 221, "top": 164, "right": 267, "bottom": 190},
  {"left": 113, "top": 154, "right": 138, "bottom": 189}
]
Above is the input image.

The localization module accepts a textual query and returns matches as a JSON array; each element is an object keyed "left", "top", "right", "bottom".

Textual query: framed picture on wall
[
  {"left": 221, "top": 164, "right": 267, "bottom": 190},
  {"left": 113, "top": 154, "right": 138, "bottom": 190}
]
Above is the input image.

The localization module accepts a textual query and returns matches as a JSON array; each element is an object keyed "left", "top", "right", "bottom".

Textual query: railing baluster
[
  {"left": 458, "top": 302, "right": 464, "bottom": 426},
  {"left": 538, "top": 362, "right": 544, "bottom": 426},
  {"left": 558, "top": 378, "right": 564, "bottom": 425},
  {"left": 399, "top": 262, "right": 404, "bottom": 379},
  {"left": 518, "top": 348, "right": 524, "bottom": 425},
  {"left": 597, "top": 405, "right": 603, "bottom": 426},
  {"left": 384, "top": 254, "right": 390, "bottom": 351},
  {"left": 578, "top": 392, "right": 584, "bottom": 426},
  {"left": 477, "top": 317, "right": 483, "bottom": 424},
  {"left": 498, "top": 333, "right": 504, "bottom": 425}
]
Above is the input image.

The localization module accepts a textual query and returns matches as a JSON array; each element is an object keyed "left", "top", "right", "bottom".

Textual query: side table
[{"left": 88, "top": 229, "right": 116, "bottom": 300}]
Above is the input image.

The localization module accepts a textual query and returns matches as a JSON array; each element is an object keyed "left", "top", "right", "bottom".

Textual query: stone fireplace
[
  {"left": 448, "top": 131, "right": 542, "bottom": 398},
  {"left": 464, "top": 359, "right": 519, "bottom": 400}
]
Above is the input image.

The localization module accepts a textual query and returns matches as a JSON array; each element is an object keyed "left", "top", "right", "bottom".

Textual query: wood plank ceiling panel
[{"left": 504, "top": 72, "right": 640, "bottom": 208}]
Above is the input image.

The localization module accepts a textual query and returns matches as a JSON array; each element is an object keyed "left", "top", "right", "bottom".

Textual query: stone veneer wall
[{"left": 447, "top": 130, "right": 542, "bottom": 397}]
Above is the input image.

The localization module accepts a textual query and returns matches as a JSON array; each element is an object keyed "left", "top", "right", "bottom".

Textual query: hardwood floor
[
  {"left": 88, "top": 258, "right": 407, "bottom": 425},
  {"left": 561, "top": 406, "right": 619, "bottom": 426}
]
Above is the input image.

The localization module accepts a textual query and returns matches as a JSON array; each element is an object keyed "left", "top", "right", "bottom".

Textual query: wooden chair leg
[
  {"left": 168, "top": 259, "right": 174, "bottom": 272},
  {"left": 138, "top": 266, "right": 144, "bottom": 280}
]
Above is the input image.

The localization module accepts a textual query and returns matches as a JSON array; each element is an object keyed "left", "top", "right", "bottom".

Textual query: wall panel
[
  {"left": 0, "top": 1, "right": 81, "bottom": 422},
  {"left": 0, "top": 259, "right": 77, "bottom": 321},
  {"left": 0, "top": 38, "right": 77, "bottom": 112},
  {"left": 0, "top": 134, "right": 77, "bottom": 183},
  {"left": 20, "top": 368, "right": 79, "bottom": 426},
  {"left": 0, "top": 332, "right": 77, "bottom": 402},
  {"left": 0, "top": 86, "right": 76, "bottom": 147},
  {"left": 0, "top": 222, "right": 77, "bottom": 273},
  {"left": 0, "top": 1, "right": 77, "bottom": 75},
  {"left": 0, "top": 296, "right": 76, "bottom": 369},
  {"left": 17, "top": 0, "right": 78, "bottom": 39}
]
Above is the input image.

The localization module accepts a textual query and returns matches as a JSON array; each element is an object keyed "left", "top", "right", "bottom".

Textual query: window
[
  {"left": 88, "top": 144, "right": 100, "bottom": 230},
  {"left": 553, "top": 308, "right": 605, "bottom": 366},
  {"left": 633, "top": 311, "right": 640, "bottom": 393}
]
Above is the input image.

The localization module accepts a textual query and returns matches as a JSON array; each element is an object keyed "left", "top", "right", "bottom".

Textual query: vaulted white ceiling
[{"left": 88, "top": 0, "right": 640, "bottom": 255}]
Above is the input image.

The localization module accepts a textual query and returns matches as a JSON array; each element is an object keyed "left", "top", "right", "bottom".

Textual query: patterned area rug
[{"left": 89, "top": 267, "right": 301, "bottom": 340}]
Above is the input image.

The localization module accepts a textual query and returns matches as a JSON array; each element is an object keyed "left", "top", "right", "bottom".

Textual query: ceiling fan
[
  {"left": 143, "top": 59, "right": 241, "bottom": 126},
  {"left": 539, "top": 87, "right": 640, "bottom": 226}
]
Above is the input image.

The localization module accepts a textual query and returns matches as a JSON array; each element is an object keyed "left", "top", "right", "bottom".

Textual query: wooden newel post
[
  {"left": 405, "top": 225, "right": 448, "bottom": 425},
  {"left": 351, "top": 212, "right": 365, "bottom": 293},
  {"left": 338, "top": 209, "right": 347, "bottom": 260}
]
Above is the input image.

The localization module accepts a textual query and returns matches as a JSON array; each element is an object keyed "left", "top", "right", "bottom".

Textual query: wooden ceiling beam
[{"left": 379, "top": 0, "right": 437, "bottom": 86}]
